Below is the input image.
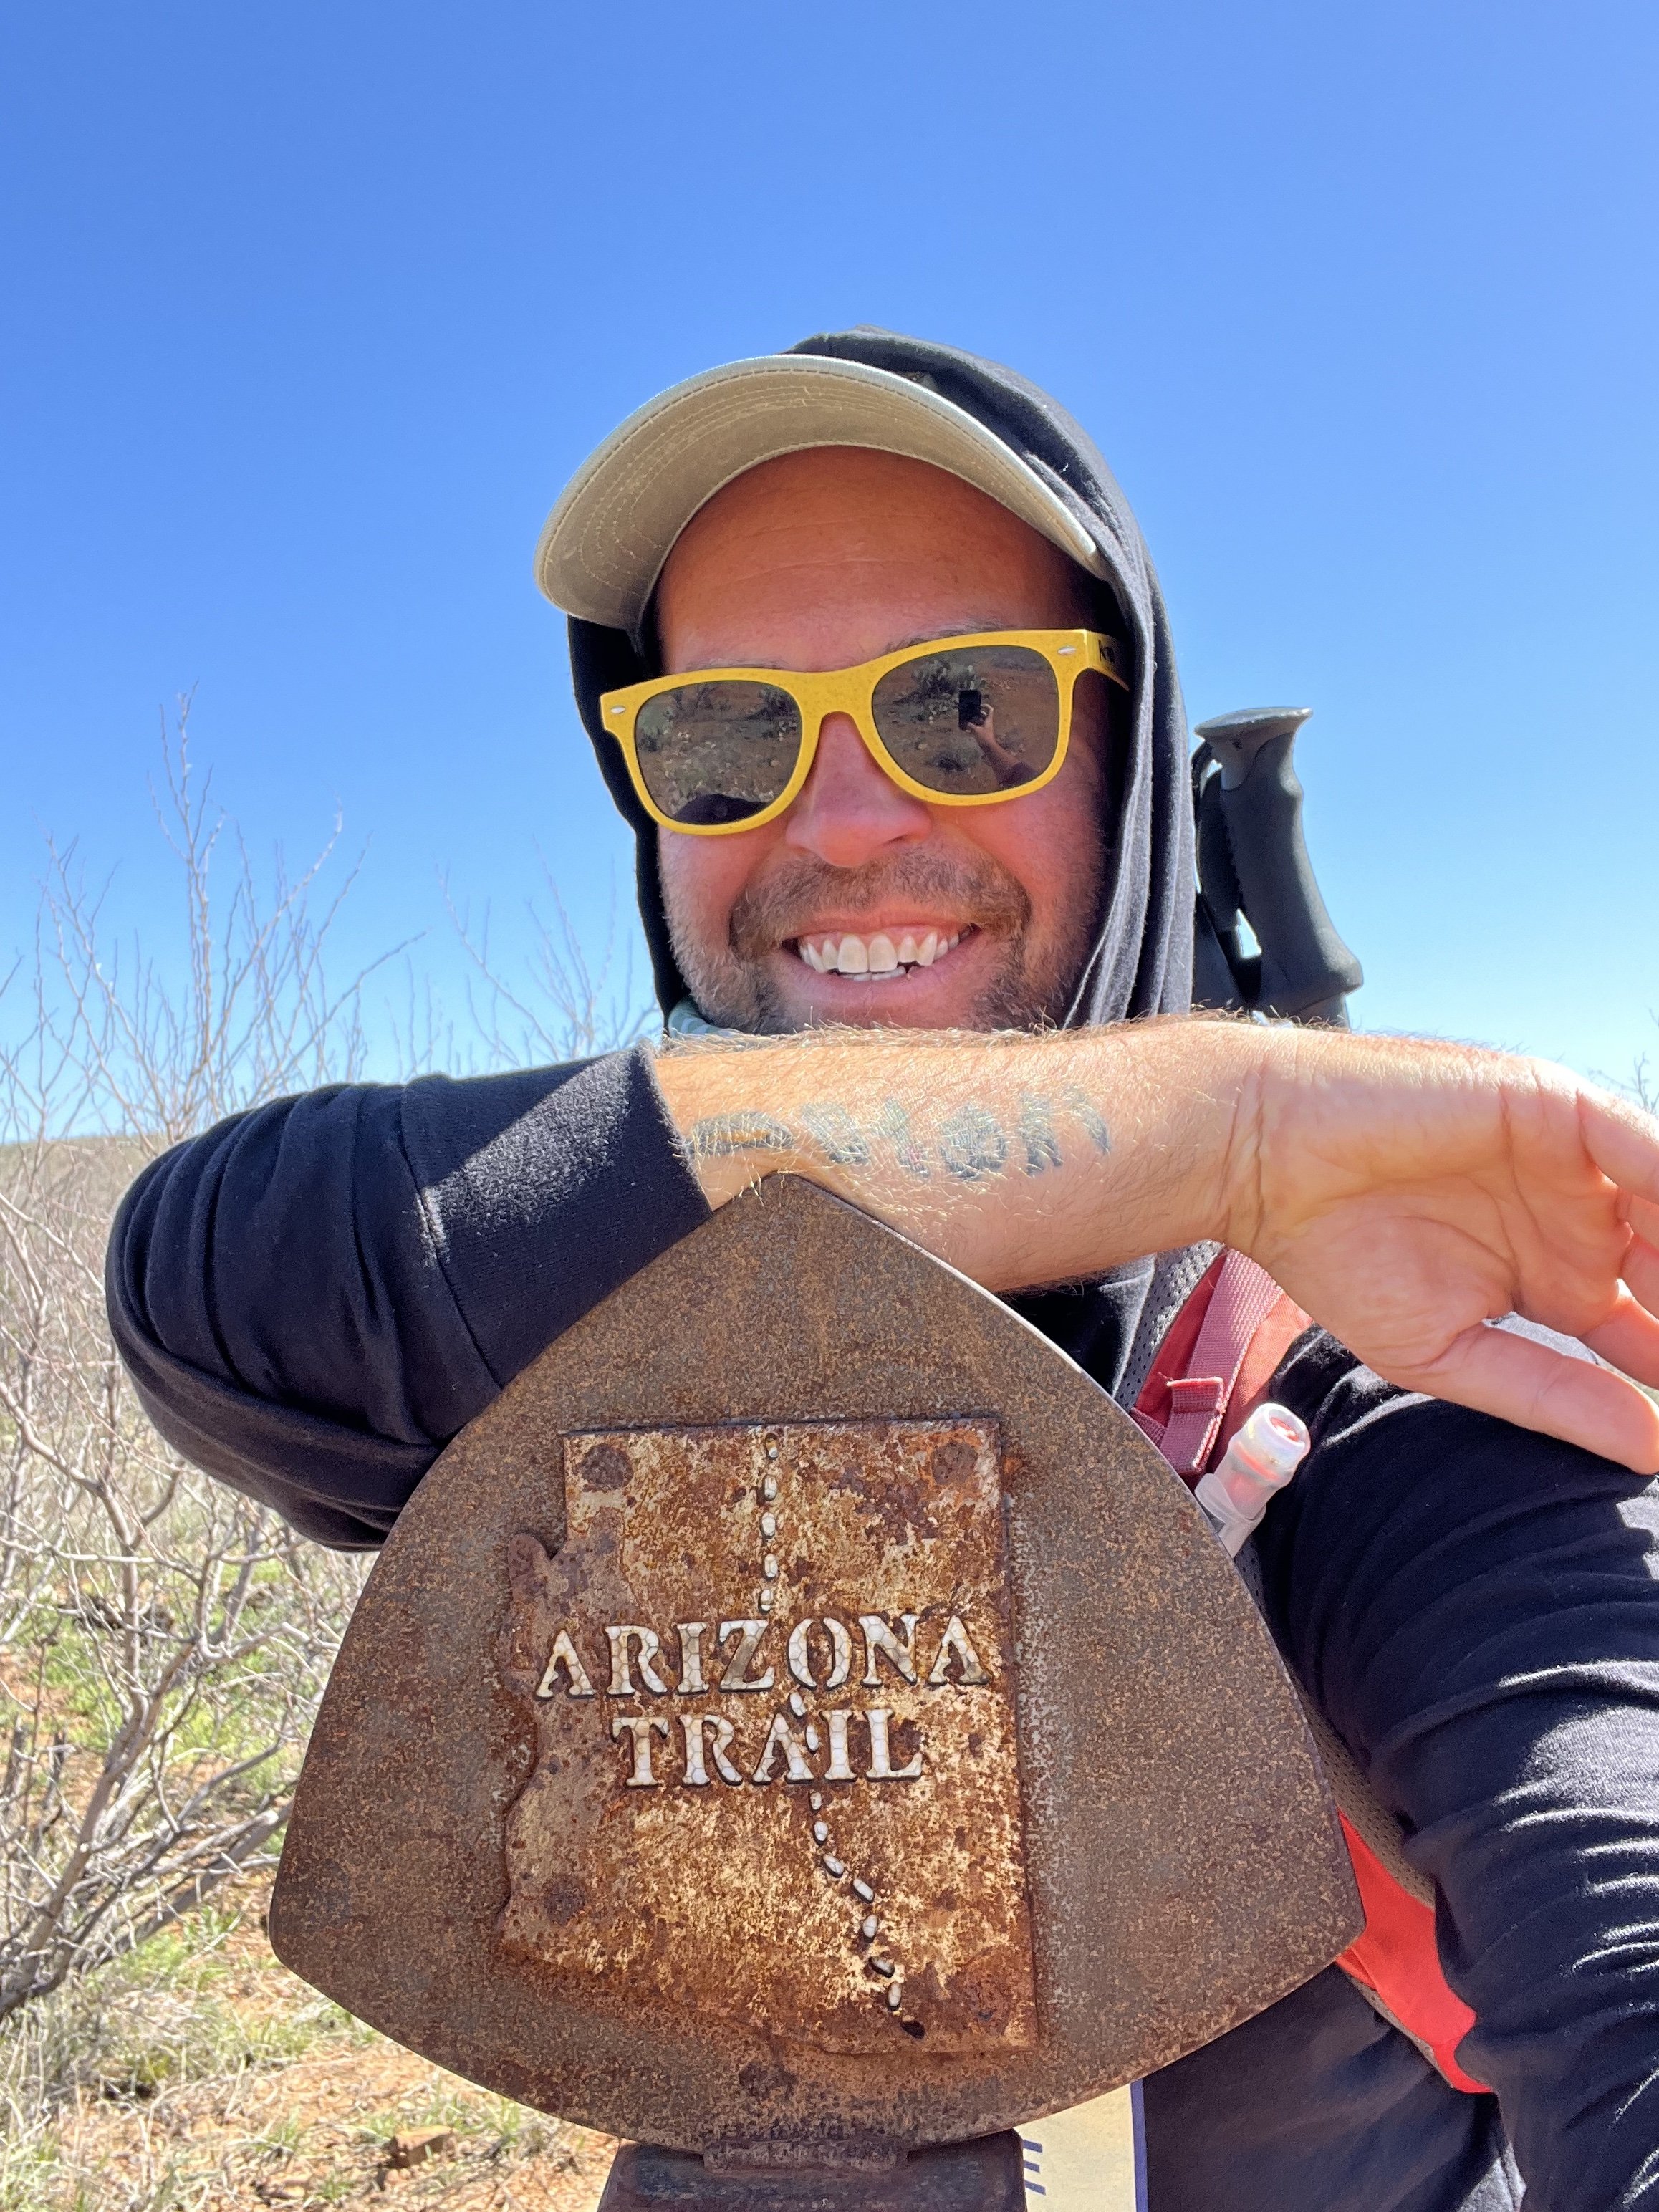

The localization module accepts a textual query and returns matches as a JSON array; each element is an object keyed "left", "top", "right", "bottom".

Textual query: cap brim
[{"left": 534, "top": 354, "right": 1109, "bottom": 633}]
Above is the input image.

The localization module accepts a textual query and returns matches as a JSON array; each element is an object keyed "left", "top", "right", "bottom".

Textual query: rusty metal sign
[
  {"left": 499, "top": 1416, "right": 1032, "bottom": 2055},
  {"left": 271, "top": 1176, "right": 1359, "bottom": 2161}
]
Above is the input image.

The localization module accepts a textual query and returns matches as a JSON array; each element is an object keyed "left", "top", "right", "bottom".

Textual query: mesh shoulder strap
[{"left": 1118, "top": 1241, "right": 1220, "bottom": 1410}]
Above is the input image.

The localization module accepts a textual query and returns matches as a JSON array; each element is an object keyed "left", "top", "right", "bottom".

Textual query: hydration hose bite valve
[{"left": 1195, "top": 1403, "right": 1312, "bottom": 1557}]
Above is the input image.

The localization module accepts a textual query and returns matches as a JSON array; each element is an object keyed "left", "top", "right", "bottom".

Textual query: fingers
[
  {"left": 1583, "top": 1288, "right": 1659, "bottom": 1389},
  {"left": 1623, "top": 1233, "right": 1659, "bottom": 1322},
  {"left": 1413, "top": 1322, "right": 1659, "bottom": 1476},
  {"left": 1584, "top": 1089, "right": 1659, "bottom": 1205}
]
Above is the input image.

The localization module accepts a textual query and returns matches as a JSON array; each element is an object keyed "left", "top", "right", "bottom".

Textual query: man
[{"left": 110, "top": 329, "right": 1659, "bottom": 2207}]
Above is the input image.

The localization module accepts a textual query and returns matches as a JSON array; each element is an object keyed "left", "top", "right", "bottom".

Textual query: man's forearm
[
  {"left": 655, "top": 1016, "right": 1659, "bottom": 1472},
  {"left": 653, "top": 1018, "right": 1251, "bottom": 1292}
]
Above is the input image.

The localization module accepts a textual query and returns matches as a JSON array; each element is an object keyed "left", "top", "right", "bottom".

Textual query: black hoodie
[
  {"left": 567, "top": 324, "right": 1211, "bottom": 1400},
  {"left": 105, "top": 334, "right": 1659, "bottom": 2209}
]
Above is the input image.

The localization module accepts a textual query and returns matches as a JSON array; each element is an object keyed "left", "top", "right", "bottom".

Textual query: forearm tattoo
[{"left": 682, "top": 1085, "right": 1111, "bottom": 1186}]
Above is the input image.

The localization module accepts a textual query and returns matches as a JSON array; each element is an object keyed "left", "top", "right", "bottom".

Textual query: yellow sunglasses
[{"left": 598, "top": 627, "right": 1129, "bottom": 835}]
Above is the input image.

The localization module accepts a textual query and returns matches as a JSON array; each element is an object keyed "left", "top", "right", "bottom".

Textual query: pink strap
[{"left": 1137, "top": 1250, "right": 1282, "bottom": 1476}]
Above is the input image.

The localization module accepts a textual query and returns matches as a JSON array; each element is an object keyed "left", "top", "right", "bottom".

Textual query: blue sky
[{"left": 3, "top": 1, "right": 1655, "bottom": 1086}]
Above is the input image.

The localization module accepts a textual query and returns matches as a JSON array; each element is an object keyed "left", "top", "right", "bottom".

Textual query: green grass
[
  {"left": 0, "top": 1889, "right": 378, "bottom": 2212},
  {"left": 0, "top": 1875, "right": 609, "bottom": 2212},
  {"left": 1, "top": 1902, "right": 354, "bottom": 2120}
]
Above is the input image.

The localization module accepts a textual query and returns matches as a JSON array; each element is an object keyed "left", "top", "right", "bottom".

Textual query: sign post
[{"left": 271, "top": 1178, "right": 1358, "bottom": 2206}]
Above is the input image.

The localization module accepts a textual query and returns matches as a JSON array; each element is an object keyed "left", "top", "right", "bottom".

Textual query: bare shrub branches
[
  {"left": 442, "top": 860, "right": 652, "bottom": 1070},
  {"left": 1630, "top": 1021, "right": 1655, "bottom": 1117},
  {"left": 0, "top": 1120, "right": 365, "bottom": 2031},
  {"left": 0, "top": 705, "right": 375, "bottom": 2027},
  {"left": 4, "top": 696, "right": 403, "bottom": 1153}
]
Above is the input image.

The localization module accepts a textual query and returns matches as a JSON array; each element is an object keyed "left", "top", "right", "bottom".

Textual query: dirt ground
[
  {"left": 23, "top": 1880, "right": 619, "bottom": 2212},
  {"left": 16, "top": 1875, "right": 1130, "bottom": 2211},
  {"left": 44, "top": 2044, "right": 617, "bottom": 2211}
]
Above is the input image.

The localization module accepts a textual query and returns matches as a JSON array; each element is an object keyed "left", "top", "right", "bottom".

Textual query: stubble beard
[{"left": 665, "top": 847, "right": 1104, "bottom": 1036}]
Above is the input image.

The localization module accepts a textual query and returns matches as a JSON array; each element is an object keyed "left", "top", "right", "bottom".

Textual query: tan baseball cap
[{"left": 534, "top": 352, "right": 1110, "bottom": 634}]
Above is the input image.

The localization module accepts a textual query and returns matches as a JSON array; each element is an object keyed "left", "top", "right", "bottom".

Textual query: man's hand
[
  {"left": 654, "top": 1019, "right": 1659, "bottom": 1474},
  {"left": 1231, "top": 1030, "right": 1659, "bottom": 1473}
]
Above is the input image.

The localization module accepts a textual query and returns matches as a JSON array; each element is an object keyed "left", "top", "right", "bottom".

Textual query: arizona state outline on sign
[{"left": 496, "top": 1418, "right": 1037, "bottom": 2055}]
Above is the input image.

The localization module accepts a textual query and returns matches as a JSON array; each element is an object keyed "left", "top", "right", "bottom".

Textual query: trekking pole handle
[{"left": 1192, "top": 708, "right": 1363, "bottom": 1025}]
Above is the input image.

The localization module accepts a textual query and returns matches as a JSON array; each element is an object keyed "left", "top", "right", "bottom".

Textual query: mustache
[{"left": 728, "top": 850, "right": 1031, "bottom": 960}]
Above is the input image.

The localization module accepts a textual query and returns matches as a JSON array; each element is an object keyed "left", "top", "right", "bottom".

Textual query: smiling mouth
[{"left": 791, "top": 926, "right": 973, "bottom": 980}]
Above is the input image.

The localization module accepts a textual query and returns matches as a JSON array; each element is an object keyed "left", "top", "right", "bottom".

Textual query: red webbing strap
[{"left": 1132, "top": 1250, "right": 1281, "bottom": 1475}]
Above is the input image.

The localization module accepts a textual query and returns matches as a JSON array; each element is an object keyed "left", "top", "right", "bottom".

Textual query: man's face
[{"left": 655, "top": 448, "right": 1116, "bottom": 1034}]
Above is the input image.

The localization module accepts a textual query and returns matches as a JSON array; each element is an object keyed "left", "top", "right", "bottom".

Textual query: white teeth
[{"left": 794, "top": 926, "right": 968, "bottom": 976}]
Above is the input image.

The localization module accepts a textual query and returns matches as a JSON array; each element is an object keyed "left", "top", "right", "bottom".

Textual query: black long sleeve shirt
[{"left": 107, "top": 1048, "right": 1659, "bottom": 2208}]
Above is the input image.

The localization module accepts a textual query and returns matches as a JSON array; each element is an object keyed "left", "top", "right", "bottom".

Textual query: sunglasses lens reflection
[
  {"left": 634, "top": 681, "right": 804, "bottom": 827},
  {"left": 872, "top": 645, "right": 1060, "bottom": 796},
  {"left": 630, "top": 645, "right": 1066, "bottom": 828}
]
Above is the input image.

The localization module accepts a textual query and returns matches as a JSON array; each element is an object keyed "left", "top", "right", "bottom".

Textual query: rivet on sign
[
  {"left": 862, "top": 1915, "right": 879, "bottom": 1940},
  {"left": 812, "top": 1820, "right": 829, "bottom": 1844},
  {"left": 759, "top": 1589, "right": 774, "bottom": 1613},
  {"left": 766, "top": 1444, "right": 779, "bottom": 1460},
  {"left": 886, "top": 1983, "right": 903, "bottom": 2011},
  {"left": 809, "top": 1792, "right": 823, "bottom": 1812},
  {"left": 763, "top": 1474, "right": 779, "bottom": 1500},
  {"left": 870, "top": 1956, "right": 895, "bottom": 1978},
  {"left": 821, "top": 1855, "right": 845, "bottom": 1879},
  {"left": 763, "top": 1557, "right": 779, "bottom": 1580},
  {"left": 761, "top": 1511, "right": 777, "bottom": 1540},
  {"left": 852, "top": 1877, "right": 875, "bottom": 1903}
]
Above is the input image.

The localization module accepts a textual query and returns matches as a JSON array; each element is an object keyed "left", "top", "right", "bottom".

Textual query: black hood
[{"left": 567, "top": 325, "right": 1197, "bottom": 1034}]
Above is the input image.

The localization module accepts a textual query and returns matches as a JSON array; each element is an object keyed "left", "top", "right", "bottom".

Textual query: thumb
[{"left": 1400, "top": 1319, "right": 1659, "bottom": 1477}]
